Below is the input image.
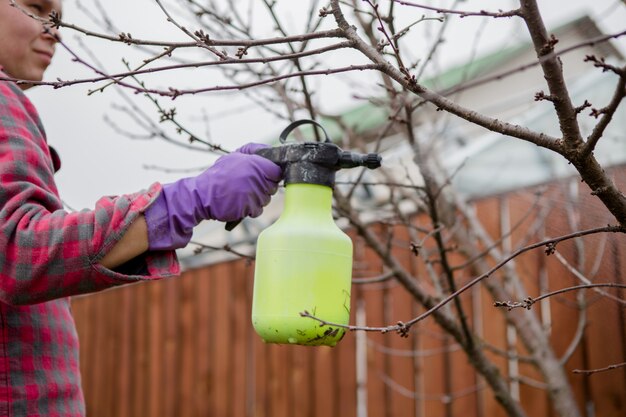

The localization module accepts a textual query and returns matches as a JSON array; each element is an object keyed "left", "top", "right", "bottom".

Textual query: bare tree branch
[
  {"left": 519, "top": 0, "right": 583, "bottom": 149},
  {"left": 53, "top": 14, "right": 345, "bottom": 49},
  {"left": 494, "top": 283, "right": 626, "bottom": 310},
  {"left": 581, "top": 65, "right": 626, "bottom": 158},
  {"left": 573, "top": 361, "right": 626, "bottom": 375},
  {"left": 391, "top": 1, "right": 521, "bottom": 18},
  {"left": 330, "top": 0, "right": 563, "bottom": 152}
]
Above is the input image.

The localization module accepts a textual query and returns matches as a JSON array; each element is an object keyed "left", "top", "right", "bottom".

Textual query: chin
[
  {"left": 18, "top": 70, "right": 46, "bottom": 90},
  {"left": 30, "top": 67, "right": 47, "bottom": 81}
]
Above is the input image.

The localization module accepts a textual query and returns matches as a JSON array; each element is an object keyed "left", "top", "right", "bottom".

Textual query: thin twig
[
  {"left": 392, "top": 1, "right": 521, "bottom": 18},
  {"left": 573, "top": 361, "right": 626, "bottom": 375},
  {"left": 54, "top": 15, "right": 344, "bottom": 48},
  {"left": 580, "top": 67, "right": 626, "bottom": 158},
  {"left": 481, "top": 343, "right": 535, "bottom": 364},
  {"left": 2, "top": 35, "right": 378, "bottom": 97},
  {"left": 453, "top": 190, "right": 549, "bottom": 271},
  {"left": 190, "top": 241, "right": 254, "bottom": 261},
  {"left": 154, "top": 0, "right": 227, "bottom": 59},
  {"left": 554, "top": 251, "right": 626, "bottom": 306},
  {"left": 88, "top": 46, "right": 178, "bottom": 95},
  {"left": 0, "top": 41, "right": 354, "bottom": 90},
  {"left": 353, "top": 270, "right": 396, "bottom": 284},
  {"left": 494, "top": 283, "right": 626, "bottom": 311},
  {"left": 263, "top": 0, "right": 320, "bottom": 137}
]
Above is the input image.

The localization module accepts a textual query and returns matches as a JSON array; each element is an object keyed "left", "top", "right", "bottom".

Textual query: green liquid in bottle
[{"left": 252, "top": 183, "right": 352, "bottom": 346}]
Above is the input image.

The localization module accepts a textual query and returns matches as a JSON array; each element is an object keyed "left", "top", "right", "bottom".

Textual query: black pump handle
[
  {"left": 226, "top": 120, "right": 331, "bottom": 231},
  {"left": 279, "top": 119, "right": 331, "bottom": 143}
]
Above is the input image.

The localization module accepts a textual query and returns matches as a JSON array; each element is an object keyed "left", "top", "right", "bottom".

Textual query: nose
[{"left": 42, "top": 26, "right": 62, "bottom": 43}]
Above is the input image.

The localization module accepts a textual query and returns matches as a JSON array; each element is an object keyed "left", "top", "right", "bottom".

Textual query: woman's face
[{"left": 0, "top": 0, "right": 62, "bottom": 86}]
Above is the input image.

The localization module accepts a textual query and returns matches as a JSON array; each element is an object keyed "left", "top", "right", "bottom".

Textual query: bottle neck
[{"left": 282, "top": 183, "right": 334, "bottom": 221}]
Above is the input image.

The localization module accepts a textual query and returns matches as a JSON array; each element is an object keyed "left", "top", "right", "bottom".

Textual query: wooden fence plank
[
  {"left": 148, "top": 279, "right": 165, "bottom": 417},
  {"left": 231, "top": 261, "right": 250, "bottom": 417},
  {"left": 116, "top": 287, "right": 132, "bottom": 417},
  {"left": 253, "top": 334, "right": 269, "bottom": 417},
  {"left": 313, "top": 346, "right": 335, "bottom": 417},
  {"left": 364, "top": 282, "right": 391, "bottom": 417},
  {"left": 337, "top": 327, "right": 357, "bottom": 417},
  {"left": 177, "top": 270, "right": 197, "bottom": 417},
  {"left": 162, "top": 274, "right": 180, "bottom": 417},
  {"left": 193, "top": 265, "right": 213, "bottom": 416},
  {"left": 584, "top": 241, "right": 626, "bottom": 417},
  {"left": 212, "top": 261, "right": 232, "bottom": 416},
  {"left": 243, "top": 262, "right": 256, "bottom": 417},
  {"left": 387, "top": 284, "right": 419, "bottom": 417},
  {"left": 288, "top": 345, "right": 314, "bottom": 416}
]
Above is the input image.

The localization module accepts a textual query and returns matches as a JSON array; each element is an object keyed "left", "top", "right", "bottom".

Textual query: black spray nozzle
[
  {"left": 338, "top": 150, "right": 382, "bottom": 170},
  {"left": 255, "top": 119, "right": 382, "bottom": 187}
]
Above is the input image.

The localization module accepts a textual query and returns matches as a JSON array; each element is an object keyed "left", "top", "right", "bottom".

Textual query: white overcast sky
[{"left": 24, "top": 0, "right": 626, "bottom": 210}]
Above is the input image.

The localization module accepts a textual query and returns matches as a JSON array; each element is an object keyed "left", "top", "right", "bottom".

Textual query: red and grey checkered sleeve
[{"left": 0, "top": 81, "right": 180, "bottom": 306}]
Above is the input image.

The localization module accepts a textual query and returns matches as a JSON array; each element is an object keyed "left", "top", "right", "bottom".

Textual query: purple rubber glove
[{"left": 144, "top": 143, "right": 282, "bottom": 250}]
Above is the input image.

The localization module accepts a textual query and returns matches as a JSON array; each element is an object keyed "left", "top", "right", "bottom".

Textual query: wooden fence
[{"left": 72, "top": 174, "right": 626, "bottom": 417}]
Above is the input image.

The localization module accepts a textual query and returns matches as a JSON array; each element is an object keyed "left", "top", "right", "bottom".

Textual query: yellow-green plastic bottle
[
  {"left": 252, "top": 183, "right": 352, "bottom": 346},
  {"left": 247, "top": 119, "right": 381, "bottom": 346}
]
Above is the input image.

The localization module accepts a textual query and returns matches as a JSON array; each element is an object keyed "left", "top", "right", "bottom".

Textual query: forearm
[
  {"left": 99, "top": 214, "right": 150, "bottom": 269},
  {"left": 0, "top": 82, "right": 178, "bottom": 305}
]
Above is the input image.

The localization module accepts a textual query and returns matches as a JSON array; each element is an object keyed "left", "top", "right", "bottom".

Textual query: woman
[{"left": 0, "top": 1, "right": 282, "bottom": 415}]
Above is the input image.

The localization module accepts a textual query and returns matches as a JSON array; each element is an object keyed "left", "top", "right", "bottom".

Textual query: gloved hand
[{"left": 144, "top": 143, "right": 282, "bottom": 250}]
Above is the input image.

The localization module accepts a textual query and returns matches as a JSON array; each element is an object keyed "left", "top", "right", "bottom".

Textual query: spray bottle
[{"left": 245, "top": 119, "right": 382, "bottom": 346}]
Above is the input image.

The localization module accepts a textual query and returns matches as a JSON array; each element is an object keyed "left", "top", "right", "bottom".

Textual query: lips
[{"left": 33, "top": 49, "right": 54, "bottom": 64}]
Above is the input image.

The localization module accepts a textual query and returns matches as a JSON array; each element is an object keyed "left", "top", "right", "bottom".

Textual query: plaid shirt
[{"left": 0, "top": 74, "right": 180, "bottom": 416}]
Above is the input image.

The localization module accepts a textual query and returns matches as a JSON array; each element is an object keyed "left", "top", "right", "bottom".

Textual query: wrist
[{"left": 144, "top": 185, "right": 194, "bottom": 251}]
